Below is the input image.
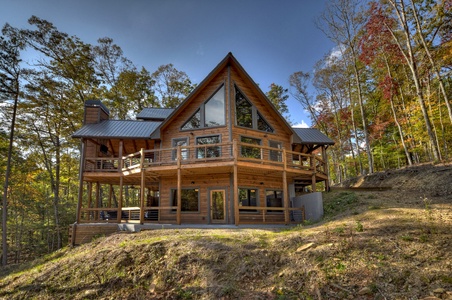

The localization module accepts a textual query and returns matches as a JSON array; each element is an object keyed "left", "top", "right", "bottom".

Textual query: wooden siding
[
  {"left": 84, "top": 106, "right": 108, "bottom": 124},
  {"left": 159, "top": 173, "right": 231, "bottom": 224},
  {"left": 161, "top": 68, "right": 230, "bottom": 149}
]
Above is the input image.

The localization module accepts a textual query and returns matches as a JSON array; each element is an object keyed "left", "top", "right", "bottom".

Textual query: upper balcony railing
[{"left": 84, "top": 141, "right": 327, "bottom": 175}]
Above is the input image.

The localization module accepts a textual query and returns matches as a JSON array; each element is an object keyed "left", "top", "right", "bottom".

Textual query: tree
[
  {"left": 0, "top": 25, "right": 25, "bottom": 266},
  {"left": 382, "top": 0, "right": 441, "bottom": 161},
  {"left": 265, "top": 83, "right": 289, "bottom": 120},
  {"left": 151, "top": 64, "right": 195, "bottom": 108},
  {"left": 317, "top": 0, "right": 375, "bottom": 173}
]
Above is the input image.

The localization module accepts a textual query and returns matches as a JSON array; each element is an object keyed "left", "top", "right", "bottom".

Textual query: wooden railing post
[
  {"left": 117, "top": 140, "right": 123, "bottom": 223},
  {"left": 140, "top": 148, "right": 145, "bottom": 224},
  {"left": 283, "top": 148, "right": 289, "bottom": 224},
  {"left": 233, "top": 140, "right": 239, "bottom": 226},
  {"left": 177, "top": 145, "right": 182, "bottom": 225}
]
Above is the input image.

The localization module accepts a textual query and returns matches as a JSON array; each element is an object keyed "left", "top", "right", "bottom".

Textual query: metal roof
[
  {"left": 136, "top": 108, "right": 174, "bottom": 120},
  {"left": 72, "top": 120, "right": 161, "bottom": 139},
  {"left": 292, "top": 128, "right": 335, "bottom": 145}
]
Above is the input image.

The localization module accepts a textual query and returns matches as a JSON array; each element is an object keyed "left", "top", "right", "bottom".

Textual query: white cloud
[{"left": 292, "top": 120, "right": 309, "bottom": 128}]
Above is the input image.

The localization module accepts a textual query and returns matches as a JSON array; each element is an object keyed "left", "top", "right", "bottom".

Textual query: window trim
[{"left": 171, "top": 188, "right": 200, "bottom": 213}]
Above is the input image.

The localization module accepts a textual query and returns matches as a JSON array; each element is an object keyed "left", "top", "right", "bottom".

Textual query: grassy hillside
[{"left": 1, "top": 164, "right": 451, "bottom": 299}]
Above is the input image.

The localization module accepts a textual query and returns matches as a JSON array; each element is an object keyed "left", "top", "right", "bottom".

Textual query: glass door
[{"left": 210, "top": 190, "right": 226, "bottom": 223}]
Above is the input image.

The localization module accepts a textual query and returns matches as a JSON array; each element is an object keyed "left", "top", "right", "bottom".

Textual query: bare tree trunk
[
  {"left": 409, "top": 0, "right": 452, "bottom": 125},
  {"left": 386, "top": 0, "right": 441, "bottom": 161}
]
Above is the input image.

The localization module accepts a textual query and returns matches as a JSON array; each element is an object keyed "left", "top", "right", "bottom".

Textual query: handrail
[{"left": 84, "top": 141, "right": 326, "bottom": 174}]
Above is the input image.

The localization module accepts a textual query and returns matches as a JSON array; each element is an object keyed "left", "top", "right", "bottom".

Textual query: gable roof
[
  {"left": 72, "top": 120, "right": 161, "bottom": 139},
  {"left": 151, "top": 52, "right": 295, "bottom": 139},
  {"left": 136, "top": 108, "right": 175, "bottom": 121},
  {"left": 292, "top": 128, "right": 335, "bottom": 145}
]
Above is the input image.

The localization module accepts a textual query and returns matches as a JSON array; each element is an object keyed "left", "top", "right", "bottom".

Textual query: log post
[
  {"left": 140, "top": 148, "right": 145, "bottom": 224},
  {"left": 233, "top": 140, "right": 239, "bottom": 226},
  {"left": 76, "top": 139, "right": 85, "bottom": 223},
  {"left": 117, "top": 140, "right": 123, "bottom": 223},
  {"left": 177, "top": 145, "right": 182, "bottom": 225},
  {"left": 311, "top": 154, "right": 316, "bottom": 192},
  {"left": 283, "top": 148, "right": 289, "bottom": 224}
]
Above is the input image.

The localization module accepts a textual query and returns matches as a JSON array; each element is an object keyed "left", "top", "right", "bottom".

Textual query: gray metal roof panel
[
  {"left": 72, "top": 120, "right": 161, "bottom": 139},
  {"left": 136, "top": 108, "right": 174, "bottom": 120},
  {"left": 292, "top": 128, "right": 335, "bottom": 145}
]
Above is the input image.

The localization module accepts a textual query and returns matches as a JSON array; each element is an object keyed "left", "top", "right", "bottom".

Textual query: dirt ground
[{"left": 0, "top": 163, "right": 451, "bottom": 300}]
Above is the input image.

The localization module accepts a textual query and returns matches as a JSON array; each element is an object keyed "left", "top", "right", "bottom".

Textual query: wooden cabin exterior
[{"left": 71, "top": 53, "right": 334, "bottom": 238}]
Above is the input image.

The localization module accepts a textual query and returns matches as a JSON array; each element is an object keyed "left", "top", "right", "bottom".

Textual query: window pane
[
  {"left": 172, "top": 138, "right": 188, "bottom": 160},
  {"left": 269, "top": 141, "right": 282, "bottom": 162},
  {"left": 236, "top": 89, "right": 253, "bottom": 128},
  {"left": 239, "top": 188, "right": 257, "bottom": 212},
  {"left": 266, "top": 190, "right": 283, "bottom": 213},
  {"left": 240, "top": 136, "right": 261, "bottom": 159},
  {"left": 172, "top": 189, "right": 199, "bottom": 212},
  {"left": 196, "top": 135, "right": 220, "bottom": 158},
  {"left": 182, "top": 109, "right": 201, "bottom": 130},
  {"left": 257, "top": 112, "right": 273, "bottom": 132},
  {"left": 205, "top": 86, "right": 225, "bottom": 127}
]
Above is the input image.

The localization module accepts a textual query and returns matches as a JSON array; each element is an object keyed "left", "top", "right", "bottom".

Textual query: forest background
[{"left": 1, "top": 0, "right": 451, "bottom": 264}]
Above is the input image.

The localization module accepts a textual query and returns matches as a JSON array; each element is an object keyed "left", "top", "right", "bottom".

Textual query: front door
[{"left": 210, "top": 190, "right": 226, "bottom": 223}]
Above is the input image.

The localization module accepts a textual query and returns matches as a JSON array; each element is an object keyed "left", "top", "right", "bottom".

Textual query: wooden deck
[{"left": 76, "top": 140, "right": 322, "bottom": 227}]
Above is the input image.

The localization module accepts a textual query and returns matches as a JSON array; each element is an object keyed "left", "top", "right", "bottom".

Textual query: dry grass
[{"left": 1, "top": 164, "right": 451, "bottom": 299}]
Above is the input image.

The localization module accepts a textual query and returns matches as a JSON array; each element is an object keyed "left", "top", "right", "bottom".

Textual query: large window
[
  {"left": 266, "top": 190, "right": 283, "bottom": 213},
  {"left": 196, "top": 135, "right": 221, "bottom": 158},
  {"left": 205, "top": 86, "right": 225, "bottom": 127},
  {"left": 172, "top": 188, "right": 199, "bottom": 212},
  {"left": 172, "top": 137, "right": 189, "bottom": 160},
  {"left": 235, "top": 86, "right": 274, "bottom": 133},
  {"left": 238, "top": 188, "right": 257, "bottom": 212},
  {"left": 182, "top": 85, "right": 225, "bottom": 130},
  {"left": 240, "top": 136, "right": 261, "bottom": 159}
]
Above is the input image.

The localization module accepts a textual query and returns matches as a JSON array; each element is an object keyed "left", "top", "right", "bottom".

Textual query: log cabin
[{"left": 70, "top": 53, "right": 334, "bottom": 244}]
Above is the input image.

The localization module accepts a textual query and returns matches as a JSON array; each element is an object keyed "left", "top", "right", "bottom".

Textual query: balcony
[{"left": 83, "top": 140, "right": 327, "bottom": 177}]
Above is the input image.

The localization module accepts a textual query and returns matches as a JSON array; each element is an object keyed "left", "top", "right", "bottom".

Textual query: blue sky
[{"left": 0, "top": 0, "right": 334, "bottom": 127}]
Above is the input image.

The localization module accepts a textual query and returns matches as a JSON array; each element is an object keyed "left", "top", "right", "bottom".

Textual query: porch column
[
  {"left": 233, "top": 140, "right": 239, "bottom": 226},
  {"left": 140, "top": 148, "right": 145, "bottom": 224},
  {"left": 76, "top": 139, "right": 85, "bottom": 223},
  {"left": 117, "top": 140, "right": 123, "bottom": 223},
  {"left": 95, "top": 182, "right": 100, "bottom": 220},
  {"left": 322, "top": 146, "right": 330, "bottom": 192},
  {"left": 311, "top": 154, "right": 317, "bottom": 192},
  {"left": 176, "top": 145, "right": 182, "bottom": 225},
  {"left": 87, "top": 182, "right": 93, "bottom": 220},
  {"left": 283, "top": 148, "right": 289, "bottom": 224}
]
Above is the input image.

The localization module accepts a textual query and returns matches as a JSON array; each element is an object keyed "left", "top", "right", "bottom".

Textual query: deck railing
[{"left": 84, "top": 141, "right": 325, "bottom": 174}]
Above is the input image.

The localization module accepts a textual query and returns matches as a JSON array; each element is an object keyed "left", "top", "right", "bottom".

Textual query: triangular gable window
[
  {"left": 235, "top": 86, "right": 274, "bottom": 133},
  {"left": 257, "top": 112, "right": 273, "bottom": 133},
  {"left": 182, "top": 109, "right": 201, "bottom": 130},
  {"left": 181, "top": 85, "right": 225, "bottom": 130}
]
